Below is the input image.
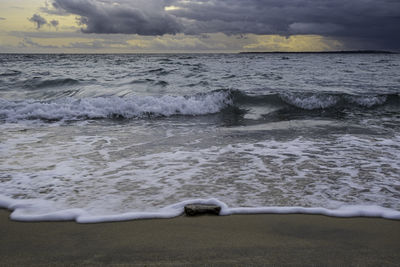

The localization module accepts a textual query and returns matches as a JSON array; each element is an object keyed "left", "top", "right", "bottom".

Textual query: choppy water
[{"left": 1, "top": 53, "right": 400, "bottom": 222}]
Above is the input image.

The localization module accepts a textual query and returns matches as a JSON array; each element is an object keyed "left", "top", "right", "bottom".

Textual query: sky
[{"left": 0, "top": 0, "right": 399, "bottom": 53}]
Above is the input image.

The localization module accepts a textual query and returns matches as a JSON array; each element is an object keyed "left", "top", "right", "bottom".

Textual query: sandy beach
[{"left": 1, "top": 209, "right": 399, "bottom": 266}]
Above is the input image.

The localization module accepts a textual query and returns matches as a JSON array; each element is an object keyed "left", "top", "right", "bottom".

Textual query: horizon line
[{"left": 0, "top": 50, "right": 398, "bottom": 55}]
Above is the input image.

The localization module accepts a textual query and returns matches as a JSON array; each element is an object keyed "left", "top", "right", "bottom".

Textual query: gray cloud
[
  {"left": 289, "top": 23, "right": 344, "bottom": 35},
  {"left": 20, "top": 37, "right": 58, "bottom": 49},
  {"left": 62, "top": 38, "right": 147, "bottom": 50},
  {"left": 0, "top": 17, "right": 6, "bottom": 21},
  {"left": 50, "top": 19, "right": 59, "bottom": 27},
  {"left": 170, "top": 0, "right": 400, "bottom": 49},
  {"left": 65, "top": 40, "right": 105, "bottom": 49},
  {"left": 40, "top": 0, "right": 69, "bottom": 15},
  {"left": 29, "top": 14, "right": 48, "bottom": 29},
  {"left": 47, "top": 0, "right": 400, "bottom": 49},
  {"left": 10, "top": 30, "right": 132, "bottom": 40},
  {"left": 50, "top": 0, "right": 182, "bottom": 35}
]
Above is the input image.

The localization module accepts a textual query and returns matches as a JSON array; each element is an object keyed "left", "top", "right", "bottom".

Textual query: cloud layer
[{"left": 43, "top": 0, "right": 400, "bottom": 49}]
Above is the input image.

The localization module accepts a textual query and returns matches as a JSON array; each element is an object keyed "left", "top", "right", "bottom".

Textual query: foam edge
[{"left": 1, "top": 196, "right": 400, "bottom": 223}]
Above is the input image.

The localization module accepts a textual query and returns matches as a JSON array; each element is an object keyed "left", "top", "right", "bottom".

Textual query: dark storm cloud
[
  {"left": 50, "top": 0, "right": 182, "bottom": 35},
  {"left": 48, "top": 0, "right": 400, "bottom": 49},
  {"left": 29, "top": 14, "right": 48, "bottom": 29},
  {"left": 170, "top": 0, "right": 400, "bottom": 49}
]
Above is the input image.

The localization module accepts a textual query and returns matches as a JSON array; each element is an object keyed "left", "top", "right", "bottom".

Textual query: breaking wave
[
  {"left": 278, "top": 92, "right": 392, "bottom": 109},
  {"left": 0, "top": 90, "right": 232, "bottom": 122},
  {"left": 0, "top": 89, "right": 398, "bottom": 122},
  {"left": 232, "top": 90, "right": 398, "bottom": 110}
]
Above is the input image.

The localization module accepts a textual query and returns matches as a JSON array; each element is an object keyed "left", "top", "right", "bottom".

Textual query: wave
[
  {"left": 0, "top": 89, "right": 398, "bottom": 122},
  {"left": 1, "top": 196, "right": 399, "bottom": 223},
  {"left": 0, "top": 90, "right": 232, "bottom": 122},
  {"left": 0, "top": 70, "right": 22, "bottom": 77},
  {"left": 23, "top": 78, "right": 80, "bottom": 89},
  {"left": 147, "top": 67, "right": 172, "bottom": 76},
  {"left": 232, "top": 90, "right": 399, "bottom": 110}
]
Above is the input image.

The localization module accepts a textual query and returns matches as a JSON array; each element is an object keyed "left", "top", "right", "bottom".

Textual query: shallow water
[{"left": 1, "top": 53, "right": 399, "bottom": 221}]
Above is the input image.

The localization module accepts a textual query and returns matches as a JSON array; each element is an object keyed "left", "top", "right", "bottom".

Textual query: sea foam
[
  {"left": 279, "top": 93, "right": 340, "bottom": 109},
  {"left": 1, "top": 195, "right": 400, "bottom": 223},
  {"left": 278, "top": 92, "right": 392, "bottom": 109}
]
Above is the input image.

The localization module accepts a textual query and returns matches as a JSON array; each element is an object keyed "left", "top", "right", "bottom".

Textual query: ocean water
[{"left": 1, "top": 53, "right": 400, "bottom": 222}]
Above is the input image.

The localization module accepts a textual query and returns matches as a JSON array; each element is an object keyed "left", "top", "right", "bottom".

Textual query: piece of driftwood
[{"left": 184, "top": 204, "right": 221, "bottom": 216}]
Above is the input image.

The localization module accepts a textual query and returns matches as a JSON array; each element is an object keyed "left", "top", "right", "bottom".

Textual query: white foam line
[
  {"left": 223, "top": 206, "right": 400, "bottom": 219},
  {"left": 1, "top": 195, "right": 400, "bottom": 223}
]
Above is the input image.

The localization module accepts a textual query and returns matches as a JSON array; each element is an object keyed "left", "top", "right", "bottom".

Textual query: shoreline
[
  {"left": 3, "top": 196, "right": 400, "bottom": 223},
  {"left": 1, "top": 209, "right": 399, "bottom": 265}
]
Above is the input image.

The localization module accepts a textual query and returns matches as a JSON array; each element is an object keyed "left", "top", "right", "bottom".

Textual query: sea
[{"left": 1, "top": 53, "right": 399, "bottom": 223}]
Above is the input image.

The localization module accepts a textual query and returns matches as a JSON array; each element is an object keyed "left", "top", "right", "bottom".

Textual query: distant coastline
[{"left": 239, "top": 50, "right": 398, "bottom": 54}]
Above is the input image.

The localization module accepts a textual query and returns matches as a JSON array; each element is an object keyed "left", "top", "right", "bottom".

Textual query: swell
[
  {"left": 1, "top": 76, "right": 81, "bottom": 91},
  {"left": 0, "top": 89, "right": 398, "bottom": 122},
  {"left": 23, "top": 78, "right": 80, "bottom": 89},
  {"left": 0, "top": 70, "right": 22, "bottom": 77}
]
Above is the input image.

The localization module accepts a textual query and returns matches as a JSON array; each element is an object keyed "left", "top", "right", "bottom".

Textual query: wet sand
[{"left": 1, "top": 209, "right": 399, "bottom": 266}]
